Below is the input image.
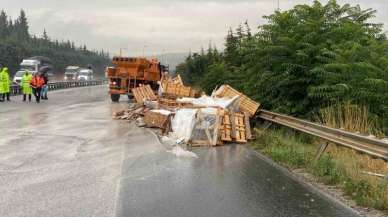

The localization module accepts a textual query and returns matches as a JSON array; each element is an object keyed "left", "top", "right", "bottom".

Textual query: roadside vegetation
[
  {"left": 0, "top": 10, "right": 110, "bottom": 76},
  {"left": 251, "top": 102, "right": 388, "bottom": 212}
]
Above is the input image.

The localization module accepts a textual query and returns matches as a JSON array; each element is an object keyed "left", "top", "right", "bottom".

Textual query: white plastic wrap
[
  {"left": 198, "top": 107, "right": 217, "bottom": 115},
  {"left": 191, "top": 95, "right": 240, "bottom": 110},
  {"left": 170, "top": 108, "right": 198, "bottom": 142}
]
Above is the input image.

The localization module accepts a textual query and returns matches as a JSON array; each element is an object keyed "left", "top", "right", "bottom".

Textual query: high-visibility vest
[{"left": 30, "top": 76, "right": 45, "bottom": 88}]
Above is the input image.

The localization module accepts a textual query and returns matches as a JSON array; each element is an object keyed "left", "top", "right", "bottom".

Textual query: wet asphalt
[{"left": 0, "top": 86, "right": 359, "bottom": 217}]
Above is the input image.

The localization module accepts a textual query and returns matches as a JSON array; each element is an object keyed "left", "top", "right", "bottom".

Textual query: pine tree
[
  {"left": 224, "top": 28, "right": 239, "bottom": 66},
  {"left": 15, "top": 10, "right": 29, "bottom": 40},
  {"left": 42, "top": 29, "right": 49, "bottom": 41},
  {"left": 244, "top": 20, "right": 252, "bottom": 39},
  {"left": 0, "top": 10, "right": 8, "bottom": 38},
  {"left": 236, "top": 23, "right": 244, "bottom": 42}
]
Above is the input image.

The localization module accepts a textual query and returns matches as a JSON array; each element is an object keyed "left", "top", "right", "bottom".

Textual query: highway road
[{"left": 0, "top": 86, "right": 359, "bottom": 217}]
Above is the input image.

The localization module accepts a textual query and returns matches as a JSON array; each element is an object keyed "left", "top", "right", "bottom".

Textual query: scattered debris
[
  {"left": 136, "top": 117, "right": 146, "bottom": 127},
  {"left": 112, "top": 75, "right": 261, "bottom": 147}
]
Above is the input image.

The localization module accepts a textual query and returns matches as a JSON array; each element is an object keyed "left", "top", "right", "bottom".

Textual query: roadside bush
[
  {"left": 311, "top": 155, "right": 343, "bottom": 185},
  {"left": 344, "top": 179, "right": 371, "bottom": 206}
]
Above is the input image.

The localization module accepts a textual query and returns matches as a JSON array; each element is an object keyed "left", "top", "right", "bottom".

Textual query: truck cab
[
  {"left": 13, "top": 59, "right": 39, "bottom": 83},
  {"left": 106, "top": 56, "right": 164, "bottom": 102},
  {"left": 64, "top": 66, "right": 80, "bottom": 81},
  {"left": 78, "top": 69, "right": 93, "bottom": 81}
]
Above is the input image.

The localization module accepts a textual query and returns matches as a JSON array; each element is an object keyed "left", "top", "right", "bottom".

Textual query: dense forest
[
  {"left": 176, "top": 0, "right": 388, "bottom": 134},
  {"left": 0, "top": 10, "right": 110, "bottom": 77}
]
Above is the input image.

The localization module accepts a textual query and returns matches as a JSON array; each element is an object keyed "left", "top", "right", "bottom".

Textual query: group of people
[{"left": 0, "top": 67, "right": 49, "bottom": 103}]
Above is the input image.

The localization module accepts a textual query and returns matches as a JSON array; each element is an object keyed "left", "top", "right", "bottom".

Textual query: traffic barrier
[
  {"left": 10, "top": 80, "right": 106, "bottom": 96},
  {"left": 258, "top": 109, "right": 388, "bottom": 161}
]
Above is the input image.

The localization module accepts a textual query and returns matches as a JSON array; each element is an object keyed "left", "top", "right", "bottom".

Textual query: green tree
[
  {"left": 177, "top": 0, "right": 388, "bottom": 133},
  {"left": 0, "top": 10, "right": 110, "bottom": 77}
]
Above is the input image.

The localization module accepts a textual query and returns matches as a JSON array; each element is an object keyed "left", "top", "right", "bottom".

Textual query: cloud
[{"left": 2, "top": 0, "right": 387, "bottom": 56}]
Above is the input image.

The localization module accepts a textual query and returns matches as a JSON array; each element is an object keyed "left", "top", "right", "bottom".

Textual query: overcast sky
[{"left": 2, "top": 0, "right": 388, "bottom": 56}]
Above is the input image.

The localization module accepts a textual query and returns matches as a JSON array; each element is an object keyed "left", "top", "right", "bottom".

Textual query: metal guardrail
[
  {"left": 258, "top": 110, "right": 388, "bottom": 161},
  {"left": 10, "top": 80, "right": 106, "bottom": 96}
]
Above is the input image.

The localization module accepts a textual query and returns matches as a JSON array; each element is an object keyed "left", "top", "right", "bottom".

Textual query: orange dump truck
[{"left": 106, "top": 56, "right": 167, "bottom": 102}]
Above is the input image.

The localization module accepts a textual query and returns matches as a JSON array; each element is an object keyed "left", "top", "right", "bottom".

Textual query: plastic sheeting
[
  {"left": 193, "top": 95, "right": 238, "bottom": 108},
  {"left": 170, "top": 108, "right": 197, "bottom": 142},
  {"left": 177, "top": 95, "right": 240, "bottom": 111},
  {"left": 190, "top": 108, "right": 218, "bottom": 145}
]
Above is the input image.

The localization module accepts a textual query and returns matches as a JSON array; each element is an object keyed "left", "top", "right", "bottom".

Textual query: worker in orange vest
[{"left": 30, "top": 73, "right": 45, "bottom": 103}]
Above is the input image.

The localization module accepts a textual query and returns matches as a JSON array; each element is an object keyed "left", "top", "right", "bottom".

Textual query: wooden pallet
[
  {"left": 220, "top": 112, "right": 232, "bottom": 142},
  {"left": 234, "top": 113, "right": 247, "bottom": 143},
  {"left": 164, "top": 83, "right": 193, "bottom": 97},
  {"left": 172, "top": 74, "right": 184, "bottom": 85},
  {"left": 214, "top": 85, "right": 260, "bottom": 117},
  {"left": 159, "top": 98, "right": 179, "bottom": 107},
  {"left": 244, "top": 112, "right": 252, "bottom": 140},
  {"left": 132, "top": 85, "right": 157, "bottom": 103},
  {"left": 219, "top": 111, "right": 249, "bottom": 143}
]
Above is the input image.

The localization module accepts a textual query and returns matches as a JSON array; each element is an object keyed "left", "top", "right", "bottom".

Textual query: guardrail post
[{"left": 314, "top": 142, "right": 329, "bottom": 163}]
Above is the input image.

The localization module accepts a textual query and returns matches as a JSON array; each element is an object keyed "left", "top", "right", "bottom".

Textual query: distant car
[{"left": 13, "top": 71, "right": 25, "bottom": 84}]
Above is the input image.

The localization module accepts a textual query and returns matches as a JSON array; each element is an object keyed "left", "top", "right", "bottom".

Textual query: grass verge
[{"left": 250, "top": 126, "right": 388, "bottom": 212}]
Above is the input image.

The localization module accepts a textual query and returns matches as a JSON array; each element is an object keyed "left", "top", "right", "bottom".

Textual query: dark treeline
[
  {"left": 176, "top": 0, "right": 388, "bottom": 134},
  {"left": 0, "top": 10, "right": 110, "bottom": 77}
]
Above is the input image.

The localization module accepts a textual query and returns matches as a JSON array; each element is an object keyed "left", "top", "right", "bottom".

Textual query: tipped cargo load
[{"left": 112, "top": 74, "right": 260, "bottom": 147}]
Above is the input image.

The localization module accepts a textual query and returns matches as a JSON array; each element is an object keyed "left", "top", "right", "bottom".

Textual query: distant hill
[{"left": 150, "top": 52, "right": 189, "bottom": 73}]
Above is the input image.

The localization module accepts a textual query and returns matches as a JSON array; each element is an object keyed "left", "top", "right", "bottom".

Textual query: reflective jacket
[
  {"left": 30, "top": 75, "right": 45, "bottom": 88},
  {"left": 0, "top": 67, "right": 10, "bottom": 94},
  {"left": 22, "top": 72, "right": 33, "bottom": 94}
]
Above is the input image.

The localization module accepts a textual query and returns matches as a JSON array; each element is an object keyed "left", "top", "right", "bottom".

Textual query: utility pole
[{"left": 277, "top": 0, "right": 280, "bottom": 11}]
